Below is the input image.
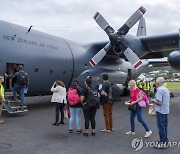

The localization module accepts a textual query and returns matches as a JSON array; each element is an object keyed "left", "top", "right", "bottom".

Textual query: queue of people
[
  {"left": 0, "top": 71, "right": 170, "bottom": 149},
  {"left": 50, "top": 74, "right": 170, "bottom": 149}
]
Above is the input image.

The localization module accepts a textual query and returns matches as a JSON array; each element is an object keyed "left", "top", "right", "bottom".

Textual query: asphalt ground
[{"left": 0, "top": 91, "right": 180, "bottom": 154}]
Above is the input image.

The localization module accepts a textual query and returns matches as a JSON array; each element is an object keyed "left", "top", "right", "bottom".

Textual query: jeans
[
  {"left": 13, "top": 84, "right": 25, "bottom": 105},
  {"left": 156, "top": 111, "right": 168, "bottom": 142},
  {"left": 103, "top": 103, "right": 113, "bottom": 130},
  {"left": 69, "top": 107, "right": 82, "bottom": 130},
  {"left": 55, "top": 103, "right": 65, "bottom": 122},
  {"left": 130, "top": 104, "right": 150, "bottom": 132},
  {"left": 83, "top": 106, "right": 97, "bottom": 129}
]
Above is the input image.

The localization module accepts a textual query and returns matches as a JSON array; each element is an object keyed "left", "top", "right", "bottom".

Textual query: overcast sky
[{"left": 0, "top": 0, "right": 180, "bottom": 44}]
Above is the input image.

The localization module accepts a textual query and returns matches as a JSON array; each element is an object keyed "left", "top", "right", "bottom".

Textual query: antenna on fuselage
[{"left": 27, "top": 26, "right": 33, "bottom": 33}]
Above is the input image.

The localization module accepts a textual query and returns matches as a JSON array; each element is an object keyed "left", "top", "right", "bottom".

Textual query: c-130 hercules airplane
[{"left": 0, "top": 6, "right": 180, "bottom": 96}]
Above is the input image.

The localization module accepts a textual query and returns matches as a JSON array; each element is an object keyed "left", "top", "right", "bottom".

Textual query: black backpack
[
  {"left": 16, "top": 71, "right": 28, "bottom": 85},
  {"left": 108, "top": 84, "right": 121, "bottom": 102},
  {"left": 86, "top": 88, "right": 100, "bottom": 109}
]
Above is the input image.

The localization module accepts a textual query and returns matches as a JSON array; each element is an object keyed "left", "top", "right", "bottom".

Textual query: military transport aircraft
[{"left": 0, "top": 6, "right": 179, "bottom": 96}]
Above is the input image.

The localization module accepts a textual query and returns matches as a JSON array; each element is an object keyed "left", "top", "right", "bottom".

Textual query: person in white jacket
[{"left": 51, "top": 80, "right": 67, "bottom": 126}]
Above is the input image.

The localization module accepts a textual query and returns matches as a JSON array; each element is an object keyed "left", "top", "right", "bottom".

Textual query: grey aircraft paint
[{"left": 0, "top": 16, "right": 180, "bottom": 96}]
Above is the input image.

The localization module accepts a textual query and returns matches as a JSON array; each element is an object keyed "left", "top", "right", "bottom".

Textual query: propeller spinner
[{"left": 89, "top": 6, "right": 146, "bottom": 69}]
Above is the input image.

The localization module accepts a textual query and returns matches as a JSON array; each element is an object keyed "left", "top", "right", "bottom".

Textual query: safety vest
[
  {"left": 144, "top": 82, "right": 150, "bottom": 90},
  {"left": 0, "top": 84, "right": 4, "bottom": 99},
  {"left": 137, "top": 82, "right": 142, "bottom": 89},
  {"left": 164, "top": 82, "right": 167, "bottom": 88}
]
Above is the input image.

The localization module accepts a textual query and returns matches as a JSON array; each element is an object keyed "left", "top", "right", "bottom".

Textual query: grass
[
  {"left": 165, "top": 82, "right": 180, "bottom": 90},
  {"left": 151, "top": 81, "right": 180, "bottom": 90}
]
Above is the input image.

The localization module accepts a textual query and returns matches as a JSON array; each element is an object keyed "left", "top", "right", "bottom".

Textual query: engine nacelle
[
  {"left": 116, "top": 84, "right": 124, "bottom": 95},
  {"left": 168, "top": 50, "right": 180, "bottom": 71}
]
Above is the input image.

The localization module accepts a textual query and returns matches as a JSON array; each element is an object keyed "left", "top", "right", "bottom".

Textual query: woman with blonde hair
[
  {"left": 51, "top": 80, "right": 67, "bottom": 126},
  {"left": 125, "top": 80, "right": 152, "bottom": 137}
]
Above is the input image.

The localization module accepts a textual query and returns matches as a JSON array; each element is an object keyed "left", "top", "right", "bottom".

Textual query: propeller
[{"left": 89, "top": 6, "right": 146, "bottom": 69}]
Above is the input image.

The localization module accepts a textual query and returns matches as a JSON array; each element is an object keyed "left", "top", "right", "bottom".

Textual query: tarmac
[{"left": 0, "top": 91, "right": 180, "bottom": 154}]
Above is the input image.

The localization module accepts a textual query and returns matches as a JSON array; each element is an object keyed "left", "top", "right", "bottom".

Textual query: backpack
[
  {"left": 16, "top": 71, "right": 28, "bottom": 85},
  {"left": 67, "top": 88, "right": 80, "bottom": 105},
  {"left": 108, "top": 84, "right": 121, "bottom": 102},
  {"left": 86, "top": 88, "right": 100, "bottom": 109},
  {"left": 141, "top": 91, "right": 150, "bottom": 105}
]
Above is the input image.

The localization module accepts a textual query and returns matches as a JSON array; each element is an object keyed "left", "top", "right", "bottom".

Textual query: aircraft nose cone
[{"left": 168, "top": 50, "right": 180, "bottom": 71}]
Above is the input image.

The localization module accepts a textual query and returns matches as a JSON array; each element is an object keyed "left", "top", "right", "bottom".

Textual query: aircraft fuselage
[{"left": 0, "top": 20, "right": 139, "bottom": 95}]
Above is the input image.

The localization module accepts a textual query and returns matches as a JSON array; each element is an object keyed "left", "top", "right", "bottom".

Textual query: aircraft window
[
  {"left": 34, "top": 68, "right": 39, "bottom": 72},
  {"left": 50, "top": 70, "right": 53, "bottom": 74}
]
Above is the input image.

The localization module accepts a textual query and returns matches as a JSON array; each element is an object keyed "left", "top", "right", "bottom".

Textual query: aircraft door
[{"left": 5, "top": 63, "right": 24, "bottom": 90}]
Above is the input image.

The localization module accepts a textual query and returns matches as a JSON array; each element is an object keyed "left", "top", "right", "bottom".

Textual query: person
[
  {"left": 137, "top": 80, "right": 143, "bottom": 90},
  {"left": 81, "top": 78, "right": 99, "bottom": 136},
  {"left": 7, "top": 63, "right": 15, "bottom": 89},
  {"left": 148, "top": 81, "right": 152, "bottom": 96},
  {"left": 150, "top": 77, "right": 170, "bottom": 148},
  {"left": 153, "top": 81, "right": 157, "bottom": 96},
  {"left": 125, "top": 80, "right": 152, "bottom": 137},
  {"left": 100, "top": 74, "right": 113, "bottom": 133},
  {"left": 0, "top": 76, "right": 5, "bottom": 123},
  {"left": 143, "top": 81, "right": 151, "bottom": 97},
  {"left": 51, "top": 80, "right": 67, "bottom": 126},
  {"left": 6, "top": 65, "right": 29, "bottom": 106},
  {"left": 68, "top": 80, "right": 82, "bottom": 134},
  {"left": 137, "top": 80, "right": 144, "bottom": 90}
]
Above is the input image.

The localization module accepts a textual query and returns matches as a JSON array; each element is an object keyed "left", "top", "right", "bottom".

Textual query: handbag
[
  {"left": 138, "top": 100, "right": 147, "bottom": 108},
  {"left": 148, "top": 105, "right": 156, "bottom": 116},
  {"left": 128, "top": 104, "right": 136, "bottom": 111}
]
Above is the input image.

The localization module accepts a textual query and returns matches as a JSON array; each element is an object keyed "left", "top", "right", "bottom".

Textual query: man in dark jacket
[
  {"left": 100, "top": 74, "right": 113, "bottom": 133},
  {"left": 7, "top": 65, "right": 29, "bottom": 106}
]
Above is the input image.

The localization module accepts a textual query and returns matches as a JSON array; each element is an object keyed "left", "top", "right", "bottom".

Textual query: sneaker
[
  {"left": 58, "top": 121, "right": 64, "bottom": 124},
  {"left": 52, "top": 122, "right": 58, "bottom": 126},
  {"left": 154, "top": 141, "right": 168, "bottom": 149},
  {"left": 125, "top": 131, "right": 135, "bottom": 135},
  {"left": 83, "top": 132, "right": 88, "bottom": 137},
  {"left": 110, "top": 128, "right": 115, "bottom": 131},
  {"left": 144, "top": 130, "right": 152, "bottom": 138},
  {"left": 91, "top": 132, "right": 96, "bottom": 136},
  {"left": 76, "top": 130, "right": 82, "bottom": 134},
  {"left": 101, "top": 129, "right": 110, "bottom": 133},
  {"left": 68, "top": 129, "right": 73, "bottom": 133}
]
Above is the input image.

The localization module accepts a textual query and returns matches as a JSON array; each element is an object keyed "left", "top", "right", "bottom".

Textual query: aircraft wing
[
  {"left": 90, "top": 33, "right": 179, "bottom": 58},
  {"left": 139, "top": 33, "right": 180, "bottom": 70},
  {"left": 140, "top": 33, "right": 179, "bottom": 58}
]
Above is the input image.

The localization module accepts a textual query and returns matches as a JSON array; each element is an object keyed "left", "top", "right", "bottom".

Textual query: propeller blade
[
  {"left": 118, "top": 6, "right": 146, "bottom": 35},
  {"left": 94, "top": 12, "right": 115, "bottom": 35},
  {"left": 117, "top": 40, "right": 142, "bottom": 68},
  {"left": 89, "top": 43, "right": 112, "bottom": 67},
  {"left": 124, "top": 47, "right": 142, "bottom": 69}
]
